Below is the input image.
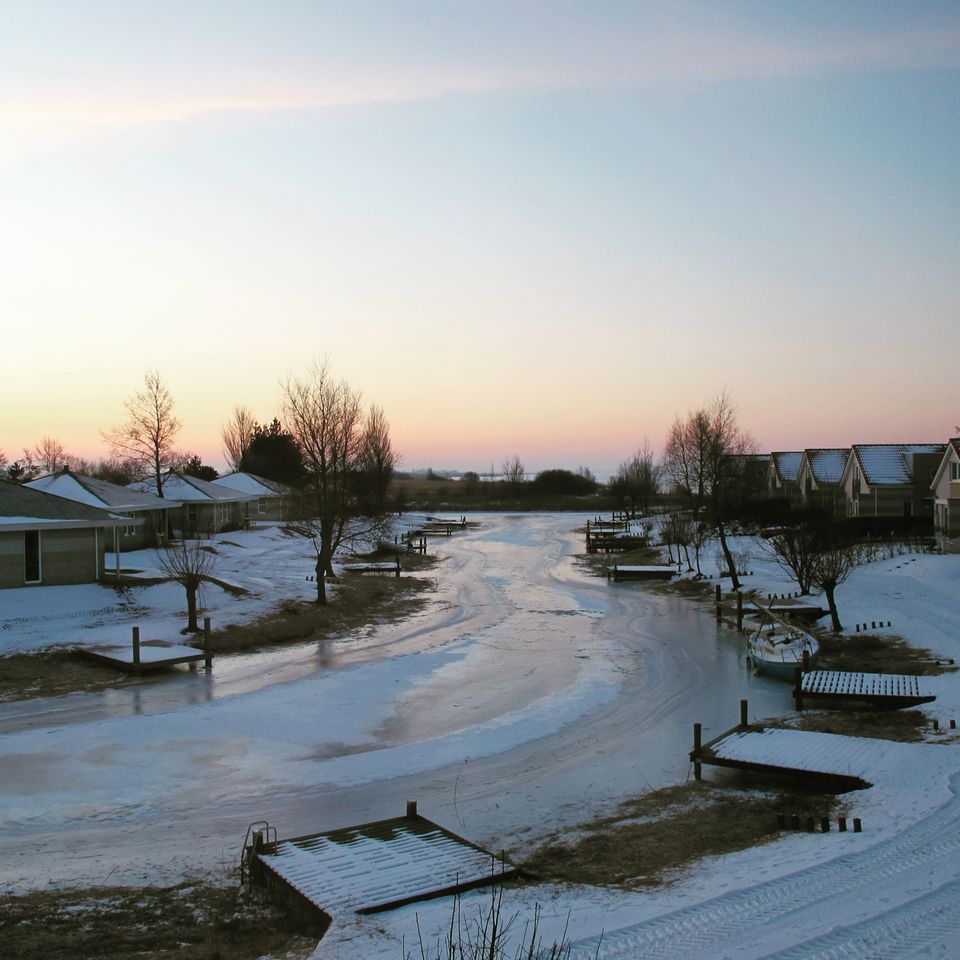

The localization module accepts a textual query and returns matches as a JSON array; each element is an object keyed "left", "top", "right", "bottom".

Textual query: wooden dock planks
[
  {"left": 251, "top": 809, "right": 516, "bottom": 920},
  {"left": 799, "top": 670, "right": 935, "bottom": 708},
  {"left": 693, "top": 725, "right": 874, "bottom": 790},
  {"left": 78, "top": 640, "right": 209, "bottom": 673}
]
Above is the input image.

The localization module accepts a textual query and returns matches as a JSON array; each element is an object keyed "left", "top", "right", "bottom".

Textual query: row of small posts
[{"left": 778, "top": 813, "right": 862, "bottom": 833}]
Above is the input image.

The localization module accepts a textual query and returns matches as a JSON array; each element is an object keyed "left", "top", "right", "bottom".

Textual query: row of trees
[
  {"left": 652, "top": 390, "right": 869, "bottom": 630},
  {"left": 7, "top": 365, "right": 398, "bottom": 609}
]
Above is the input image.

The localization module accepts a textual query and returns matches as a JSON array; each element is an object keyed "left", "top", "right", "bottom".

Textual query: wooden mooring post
[
  {"left": 715, "top": 584, "right": 722, "bottom": 622},
  {"left": 794, "top": 666, "right": 804, "bottom": 711},
  {"left": 204, "top": 617, "right": 213, "bottom": 671},
  {"left": 736, "top": 592, "right": 743, "bottom": 631},
  {"left": 132, "top": 626, "right": 141, "bottom": 667},
  {"left": 693, "top": 723, "right": 702, "bottom": 780},
  {"left": 739, "top": 698, "right": 748, "bottom": 727}
]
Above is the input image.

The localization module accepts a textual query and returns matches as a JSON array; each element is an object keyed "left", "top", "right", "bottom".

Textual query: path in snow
[{"left": 569, "top": 769, "right": 960, "bottom": 959}]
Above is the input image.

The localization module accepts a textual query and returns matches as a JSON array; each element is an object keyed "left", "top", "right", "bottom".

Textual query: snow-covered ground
[
  {"left": 0, "top": 523, "right": 326, "bottom": 656},
  {"left": 1, "top": 514, "right": 959, "bottom": 959}
]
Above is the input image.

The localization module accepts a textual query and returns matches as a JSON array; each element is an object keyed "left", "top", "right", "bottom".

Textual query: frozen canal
[{"left": 0, "top": 512, "right": 791, "bottom": 890}]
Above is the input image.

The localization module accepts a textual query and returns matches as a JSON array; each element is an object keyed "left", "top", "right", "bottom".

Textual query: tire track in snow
[
  {"left": 757, "top": 877, "right": 960, "bottom": 959},
  {"left": 569, "top": 772, "right": 960, "bottom": 960}
]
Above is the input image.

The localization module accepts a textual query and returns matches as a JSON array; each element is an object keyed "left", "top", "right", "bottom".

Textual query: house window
[
  {"left": 24, "top": 531, "right": 41, "bottom": 583},
  {"left": 951, "top": 462, "right": 960, "bottom": 481},
  {"left": 258, "top": 497, "right": 266, "bottom": 514},
  {"left": 187, "top": 504, "right": 198, "bottom": 525}
]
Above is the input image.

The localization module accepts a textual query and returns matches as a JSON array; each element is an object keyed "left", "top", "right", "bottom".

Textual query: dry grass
[
  {"left": 0, "top": 881, "right": 325, "bottom": 960},
  {"left": 817, "top": 631, "right": 955, "bottom": 676},
  {"left": 522, "top": 780, "right": 846, "bottom": 889},
  {"left": 0, "top": 565, "right": 437, "bottom": 703},
  {"left": 774, "top": 709, "right": 929, "bottom": 742}
]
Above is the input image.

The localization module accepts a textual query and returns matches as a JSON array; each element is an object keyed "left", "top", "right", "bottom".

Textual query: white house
[
  {"left": 930, "top": 439, "right": 960, "bottom": 536},
  {"left": 212, "top": 472, "right": 292, "bottom": 521}
]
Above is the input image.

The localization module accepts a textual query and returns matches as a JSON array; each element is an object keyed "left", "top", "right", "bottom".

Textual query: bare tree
[
  {"left": 221, "top": 404, "right": 256, "bottom": 472},
  {"left": 663, "top": 410, "right": 710, "bottom": 522},
  {"left": 688, "top": 517, "right": 711, "bottom": 577},
  {"left": 282, "top": 360, "right": 366, "bottom": 604},
  {"left": 501, "top": 455, "right": 525, "bottom": 497},
  {"left": 610, "top": 441, "right": 661, "bottom": 517},
  {"left": 102, "top": 370, "right": 181, "bottom": 498},
  {"left": 155, "top": 538, "right": 217, "bottom": 633},
  {"left": 664, "top": 510, "right": 693, "bottom": 571},
  {"left": 358, "top": 403, "right": 397, "bottom": 513},
  {"left": 763, "top": 527, "right": 821, "bottom": 595},
  {"left": 811, "top": 535, "right": 873, "bottom": 632},
  {"left": 27, "top": 437, "right": 70, "bottom": 474},
  {"left": 663, "top": 391, "right": 753, "bottom": 590}
]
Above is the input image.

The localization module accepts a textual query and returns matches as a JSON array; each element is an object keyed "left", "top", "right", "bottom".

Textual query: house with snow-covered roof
[
  {"left": 0, "top": 479, "right": 137, "bottom": 588},
  {"left": 839, "top": 444, "right": 945, "bottom": 519},
  {"left": 128, "top": 471, "right": 255, "bottom": 537},
  {"left": 26, "top": 469, "right": 179, "bottom": 551},
  {"left": 211, "top": 471, "right": 293, "bottom": 521},
  {"left": 797, "top": 448, "right": 850, "bottom": 516},
  {"left": 930, "top": 439, "right": 960, "bottom": 536},
  {"left": 768, "top": 451, "right": 804, "bottom": 505}
]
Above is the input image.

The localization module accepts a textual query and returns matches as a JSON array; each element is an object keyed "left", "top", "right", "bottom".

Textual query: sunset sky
[{"left": 3, "top": 2, "right": 959, "bottom": 475}]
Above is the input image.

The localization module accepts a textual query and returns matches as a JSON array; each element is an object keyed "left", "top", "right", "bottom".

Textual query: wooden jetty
[
  {"left": 585, "top": 518, "right": 649, "bottom": 554},
  {"left": 794, "top": 669, "right": 936, "bottom": 710},
  {"left": 378, "top": 535, "right": 427, "bottom": 555},
  {"left": 607, "top": 563, "right": 677, "bottom": 582},
  {"left": 243, "top": 801, "right": 516, "bottom": 922},
  {"left": 690, "top": 700, "right": 872, "bottom": 790},
  {"left": 403, "top": 515, "right": 468, "bottom": 538},
  {"left": 747, "top": 600, "right": 827, "bottom": 624},
  {"left": 77, "top": 623, "right": 211, "bottom": 674},
  {"left": 341, "top": 559, "right": 401, "bottom": 577}
]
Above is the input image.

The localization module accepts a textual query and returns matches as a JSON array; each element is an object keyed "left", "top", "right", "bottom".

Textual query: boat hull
[{"left": 748, "top": 649, "right": 820, "bottom": 681}]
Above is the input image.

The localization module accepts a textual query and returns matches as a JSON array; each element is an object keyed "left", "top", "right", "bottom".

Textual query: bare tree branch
[
  {"left": 221, "top": 405, "right": 257, "bottom": 473},
  {"left": 501, "top": 455, "right": 525, "bottom": 497},
  {"left": 102, "top": 370, "right": 181, "bottom": 498},
  {"left": 663, "top": 390, "right": 753, "bottom": 589},
  {"left": 282, "top": 360, "right": 367, "bottom": 604}
]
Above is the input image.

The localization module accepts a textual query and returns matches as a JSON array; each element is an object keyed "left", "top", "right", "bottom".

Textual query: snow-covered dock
[
  {"left": 341, "top": 559, "right": 401, "bottom": 577},
  {"left": 250, "top": 804, "right": 516, "bottom": 920},
  {"left": 77, "top": 639, "right": 209, "bottom": 673},
  {"left": 607, "top": 564, "right": 676, "bottom": 582},
  {"left": 693, "top": 726, "right": 892, "bottom": 790},
  {"left": 747, "top": 600, "right": 827, "bottom": 623},
  {"left": 798, "top": 670, "right": 936, "bottom": 709}
]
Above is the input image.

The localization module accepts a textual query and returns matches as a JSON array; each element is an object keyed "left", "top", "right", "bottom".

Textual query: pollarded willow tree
[
  {"left": 102, "top": 369, "right": 181, "bottom": 498},
  {"left": 663, "top": 390, "right": 754, "bottom": 591},
  {"left": 282, "top": 360, "right": 370, "bottom": 605},
  {"left": 155, "top": 537, "right": 217, "bottom": 633}
]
